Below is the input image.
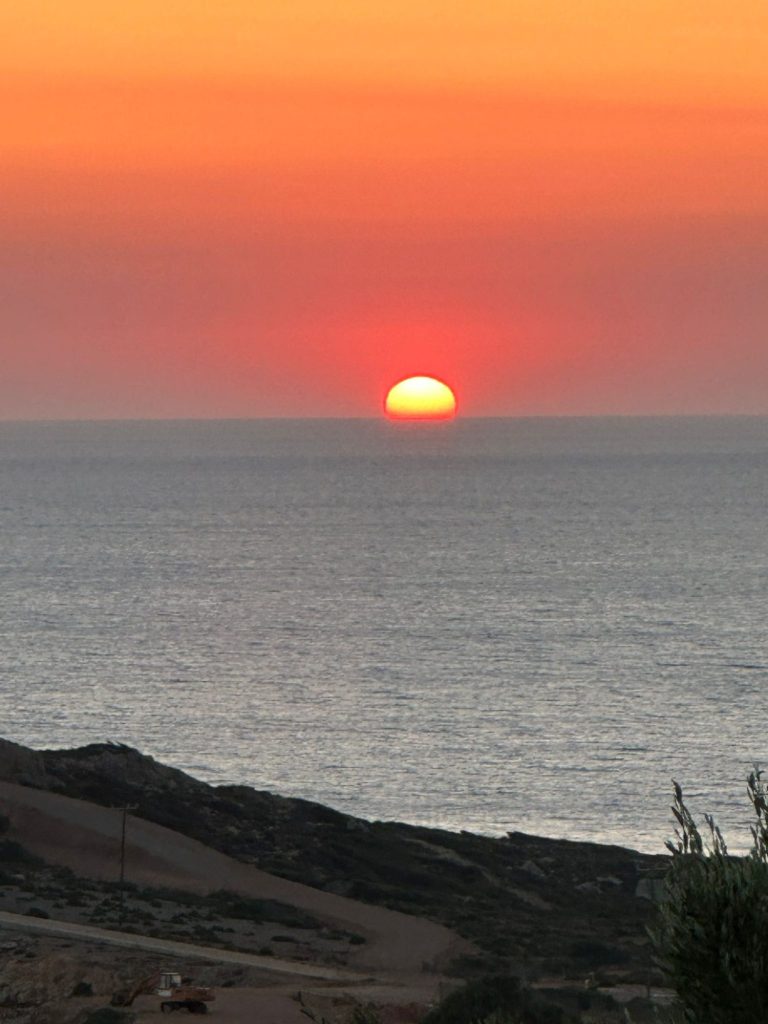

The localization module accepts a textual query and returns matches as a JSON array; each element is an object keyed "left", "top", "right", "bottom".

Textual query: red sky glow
[{"left": 2, "top": 2, "right": 767, "bottom": 419}]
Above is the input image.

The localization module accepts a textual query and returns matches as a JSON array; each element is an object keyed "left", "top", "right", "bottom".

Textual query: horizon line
[{"left": 2, "top": 412, "right": 768, "bottom": 427}]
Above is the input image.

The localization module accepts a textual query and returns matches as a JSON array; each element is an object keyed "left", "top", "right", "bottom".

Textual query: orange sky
[{"left": 2, "top": 1, "right": 767, "bottom": 418}]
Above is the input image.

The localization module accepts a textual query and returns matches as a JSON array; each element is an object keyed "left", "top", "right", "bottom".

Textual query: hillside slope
[
  {"left": 0, "top": 737, "right": 665, "bottom": 978},
  {"left": 0, "top": 779, "right": 463, "bottom": 974}
]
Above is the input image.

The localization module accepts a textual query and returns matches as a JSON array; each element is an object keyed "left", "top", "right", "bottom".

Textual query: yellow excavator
[{"left": 114, "top": 970, "right": 215, "bottom": 1014}]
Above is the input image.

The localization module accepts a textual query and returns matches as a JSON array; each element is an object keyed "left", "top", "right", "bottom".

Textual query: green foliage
[
  {"left": 651, "top": 771, "right": 768, "bottom": 1023},
  {"left": 349, "top": 1005, "right": 384, "bottom": 1024},
  {"left": 421, "top": 975, "right": 572, "bottom": 1024}
]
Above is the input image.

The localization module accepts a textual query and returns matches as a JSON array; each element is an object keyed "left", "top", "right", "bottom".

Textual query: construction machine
[{"left": 113, "top": 970, "right": 215, "bottom": 1014}]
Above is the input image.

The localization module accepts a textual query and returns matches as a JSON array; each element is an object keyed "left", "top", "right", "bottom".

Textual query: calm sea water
[{"left": 1, "top": 417, "right": 767, "bottom": 853}]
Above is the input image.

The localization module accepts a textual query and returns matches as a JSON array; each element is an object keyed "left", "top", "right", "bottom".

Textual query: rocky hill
[{"left": 0, "top": 737, "right": 667, "bottom": 981}]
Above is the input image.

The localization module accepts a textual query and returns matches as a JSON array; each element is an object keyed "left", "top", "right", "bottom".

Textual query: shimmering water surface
[{"left": 2, "top": 417, "right": 767, "bottom": 852}]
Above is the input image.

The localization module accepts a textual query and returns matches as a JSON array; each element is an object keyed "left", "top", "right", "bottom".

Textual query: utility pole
[{"left": 117, "top": 804, "right": 137, "bottom": 929}]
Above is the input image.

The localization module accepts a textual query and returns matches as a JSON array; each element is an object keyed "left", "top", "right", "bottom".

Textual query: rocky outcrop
[{"left": 0, "top": 739, "right": 50, "bottom": 790}]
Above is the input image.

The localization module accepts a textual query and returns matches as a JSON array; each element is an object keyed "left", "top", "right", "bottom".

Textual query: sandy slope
[{"left": 0, "top": 780, "right": 467, "bottom": 976}]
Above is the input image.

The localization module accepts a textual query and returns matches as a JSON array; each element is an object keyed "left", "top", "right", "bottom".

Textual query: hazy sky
[{"left": 2, "top": 2, "right": 767, "bottom": 418}]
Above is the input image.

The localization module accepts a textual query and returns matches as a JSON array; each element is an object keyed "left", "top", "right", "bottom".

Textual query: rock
[
  {"left": 521, "top": 860, "right": 547, "bottom": 880},
  {"left": 597, "top": 875, "right": 623, "bottom": 889},
  {"left": 575, "top": 881, "right": 601, "bottom": 895},
  {"left": 345, "top": 818, "right": 369, "bottom": 833}
]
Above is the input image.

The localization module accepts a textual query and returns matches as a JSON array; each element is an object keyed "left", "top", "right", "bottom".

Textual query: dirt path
[
  {"left": 0, "top": 909, "right": 362, "bottom": 980},
  {"left": 132, "top": 982, "right": 441, "bottom": 1024},
  {"left": 0, "top": 781, "right": 467, "bottom": 976},
  {"left": 148, "top": 985, "right": 311, "bottom": 1024}
]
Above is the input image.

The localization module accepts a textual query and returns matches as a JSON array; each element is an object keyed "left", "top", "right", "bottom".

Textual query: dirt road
[
  {"left": 0, "top": 781, "right": 467, "bottom": 976},
  {"left": 0, "top": 909, "right": 361, "bottom": 981}
]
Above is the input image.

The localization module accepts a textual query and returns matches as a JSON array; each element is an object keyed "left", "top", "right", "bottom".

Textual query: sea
[{"left": 1, "top": 416, "right": 767, "bottom": 854}]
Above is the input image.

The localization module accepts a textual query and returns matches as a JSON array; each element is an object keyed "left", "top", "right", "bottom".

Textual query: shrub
[
  {"left": 349, "top": 1005, "right": 383, "bottom": 1024},
  {"left": 82, "top": 1009, "right": 136, "bottom": 1024},
  {"left": 568, "top": 939, "right": 629, "bottom": 968},
  {"left": 208, "top": 890, "right": 320, "bottom": 929},
  {"left": 444, "top": 954, "right": 513, "bottom": 980},
  {"left": 650, "top": 772, "right": 768, "bottom": 1023},
  {"left": 421, "top": 975, "right": 572, "bottom": 1024},
  {"left": 25, "top": 906, "right": 50, "bottom": 919}
]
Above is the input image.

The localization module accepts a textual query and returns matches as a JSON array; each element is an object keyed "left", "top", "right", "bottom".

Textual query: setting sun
[{"left": 384, "top": 376, "right": 458, "bottom": 421}]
